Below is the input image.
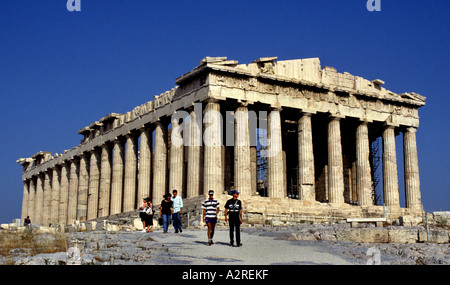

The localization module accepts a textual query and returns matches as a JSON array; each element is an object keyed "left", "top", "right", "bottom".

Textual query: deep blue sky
[{"left": 0, "top": 1, "right": 448, "bottom": 223}]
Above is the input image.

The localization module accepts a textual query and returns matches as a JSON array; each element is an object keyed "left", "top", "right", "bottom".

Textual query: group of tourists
[{"left": 139, "top": 189, "right": 243, "bottom": 247}]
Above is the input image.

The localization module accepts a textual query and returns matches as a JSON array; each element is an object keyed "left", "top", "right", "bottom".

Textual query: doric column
[
  {"left": 234, "top": 103, "right": 251, "bottom": 197},
  {"left": 42, "top": 171, "right": 52, "bottom": 226},
  {"left": 403, "top": 127, "right": 421, "bottom": 210},
  {"left": 28, "top": 178, "right": 36, "bottom": 224},
  {"left": 250, "top": 146, "right": 257, "bottom": 195},
  {"left": 98, "top": 144, "right": 112, "bottom": 218},
  {"left": 203, "top": 100, "right": 224, "bottom": 195},
  {"left": 77, "top": 154, "right": 90, "bottom": 222},
  {"left": 382, "top": 124, "right": 400, "bottom": 207},
  {"left": 138, "top": 127, "right": 152, "bottom": 203},
  {"left": 34, "top": 174, "right": 44, "bottom": 225},
  {"left": 67, "top": 158, "right": 80, "bottom": 224},
  {"left": 187, "top": 106, "right": 202, "bottom": 198},
  {"left": 267, "top": 107, "right": 285, "bottom": 198},
  {"left": 123, "top": 133, "right": 138, "bottom": 212},
  {"left": 87, "top": 149, "right": 101, "bottom": 220},
  {"left": 59, "top": 162, "right": 70, "bottom": 224},
  {"left": 21, "top": 180, "right": 29, "bottom": 223},
  {"left": 50, "top": 167, "right": 61, "bottom": 224},
  {"left": 153, "top": 120, "right": 167, "bottom": 204},
  {"left": 328, "top": 115, "right": 345, "bottom": 204},
  {"left": 110, "top": 139, "right": 125, "bottom": 215},
  {"left": 298, "top": 111, "right": 315, "bottom": 201},
  {"left": 356, "top": 121, "right": 373, "bottom": 206},
  {"left": 169, "top": 113, "right": 184, "bottom": 194}
]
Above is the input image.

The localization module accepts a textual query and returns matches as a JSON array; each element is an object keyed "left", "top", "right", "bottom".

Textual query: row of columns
[{"left": 20, "top": 100, "right": 423, "bottom": 225}]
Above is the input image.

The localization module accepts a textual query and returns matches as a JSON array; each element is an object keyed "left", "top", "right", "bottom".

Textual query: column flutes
[
  {"left": 77, "top": 154, "right": 89, "bottom": 222},
  {"left": 34, "top": 174, "right": 44, "bottom": 225},
  {"left": 187, "top": 106, "right": 202, "bottom": 198},
  {"left": 21, "top": 180, "right": 29, "bottom": 223},
  {"left": 298, "top": 112, "right": 315, "bottom": 201},
  {"left": 234, "top": 103, "right": 251, "bottom": 197},
  {"left": 43, "top": 171, "right": 52, "bottom": 226},
  {"left": 110, "top": 139, "right": 125, "bottom": 215},
  {"left": 138, "top": 127, "right": 152, "bottom": 203},
  {"left": 403, "top": 127, "right": 421, "bottom": 210},
  {"left": 123, "top": 133, "right": 138, "bottom": 212},
  {"left": 328, "top": 115, "right": 344, "bottom": 204},
  {"left": 382, "top": 125, "right": 400, "bottom": 207},
  {"left": 87, "top": 149, "right": 101, "bottom": 220},
  {"left": 267, "top": 107, "right": 285, "bottom": 198},
  {"left": 59, "top": 162, "right": 70, "bottom": 224},
  {"left": 98, "top": 144, "right": 112, "bottom": 218},
  {"left": 356, "top": 121, "right": 373, "bottom": 206},
  {"left": 169, "top": 113, "right": 184, "bottom": 194},
  {"left": 50, "top": 167, "right": 61, "bottom": 224},
  {"left": 203, "top": 100, "right": 224, "bottom": 195},
  {"left": 28, "top": 178, "right": 36, "bottom": 224},
  {"left": 153, "top": 120, "right": 167, "bottom": 204}
]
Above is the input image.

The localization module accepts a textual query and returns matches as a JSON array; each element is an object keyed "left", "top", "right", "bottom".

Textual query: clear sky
[{"left": 0, "top": 0, "right": 448, "bottom": 223}]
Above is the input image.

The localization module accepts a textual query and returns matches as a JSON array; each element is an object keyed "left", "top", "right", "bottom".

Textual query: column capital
[
  {"left": 405, "top": 126, "right": 418, "bottom": 134},
  {"left": 328, "top": 113, "right": 345, "bottom": 120},
  {"left": 299, "top": 110, "right": 316, "bottom": 116}
]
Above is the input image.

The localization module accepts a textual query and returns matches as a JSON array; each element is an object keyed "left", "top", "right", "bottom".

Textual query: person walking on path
[
  {"left": 160, "top": 193, "right": 173, "bottom": 234},
  {"left": 202, "top": 190, "right": 220, "bottom": 246},
  {"left": 225, "top": 190, "right": 243, "bottom": 247},
  {"left": 171, "top": 189, "right": 183, "bottom": 233}
]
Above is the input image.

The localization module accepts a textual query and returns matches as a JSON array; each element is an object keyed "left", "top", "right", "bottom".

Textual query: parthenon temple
[{"left": 17, "top": 56, "right": 426, "bottom": 226}]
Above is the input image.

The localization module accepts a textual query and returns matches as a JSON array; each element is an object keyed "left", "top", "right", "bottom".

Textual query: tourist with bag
[
  {"left": 160, "top": 193, "right": 173, "bottom": 234},
  {"left": 225, "top": 190, "right": 243, "bottom": 247}
]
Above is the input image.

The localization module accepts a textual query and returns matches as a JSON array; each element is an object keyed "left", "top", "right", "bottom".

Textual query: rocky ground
[{"left": 2, "top": 223, "right": 449, "bottom": 266}]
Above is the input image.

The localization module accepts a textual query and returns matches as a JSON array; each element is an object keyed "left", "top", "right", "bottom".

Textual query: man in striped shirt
[{"left": 202, "top": 190, "right": 220, "bottom": 246}]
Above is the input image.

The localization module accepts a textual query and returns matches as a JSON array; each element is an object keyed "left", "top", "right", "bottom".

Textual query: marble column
[
  {"left": 50, "top": 167, "right": 61, "bottom": 224},
  {"left": 77, "top": 154, "right": 90, "bottom": 222},
  {"left": 153, "top": 120, "right": 167, "bottom": 204},
  {"left": 34, "top": 174, "right": 44, "bottom": 225},
  {"left": 58, "top": 162, "right": 70, "bottom": 224},
  {"left": 123, "top": 133, "right": 138, "bottom": 212},
  {"left": 87, "top": 149, "right": 101, "bottom": 220},
  {"left": 110, "top": 139, "right": 125, "bottom": 215},
  {"left": 328, "top": 115, "right": 345, "bottom": 204},
  {"left": 42, "top": 171, "right": 52, "bottom": 226},
  {"left": 98, "top": 144, "right": 112, "bottom": 218},
  {"left": 298, "top": 112, "right": 315, "bottom": 201},
  {"left": 187, "top": 107, "right": 202, "bottom": 198},
  {"left": 382, "top": 125, "right": 400, "bottom": 207},
  {"left": 138, "top": 127, "right": 152, "bottom": 203},
  {"left": 403, "top": 127, "right": 421, "bottom": 210},
  {"left": 28, "top": 178, "right": 36, "bottom": 224},
  {"left": 234, "top": 103, "right": 251, "bottom": 197},
  {"left": 356, "top": 121, "right": 373, "bottom": 206},
  {"left": 267, "top": 108, "right": 285, "bottom": 198},
  {"left": 169, "top": 113, "right": 184, "bottom": 194},
  {"left": 203, "top": 100, "right": 224, "bottom": 195},
  {"left": 250, "top": 146, "right": 257, "bottom": 195},
  {"left": 21, "top": 180, "right": 29, "bottom": 223}
]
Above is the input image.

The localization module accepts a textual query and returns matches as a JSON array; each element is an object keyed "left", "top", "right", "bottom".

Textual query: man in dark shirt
[{"left": 225, "top": 190, "right": 243, "bottom": 247}]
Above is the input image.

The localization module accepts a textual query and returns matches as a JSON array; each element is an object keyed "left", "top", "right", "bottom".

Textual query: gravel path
[{"left": 144, "top": 229, "right": 355, "bottom": 265}]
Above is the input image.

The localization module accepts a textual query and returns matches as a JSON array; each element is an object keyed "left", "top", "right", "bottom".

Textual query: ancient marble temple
[{"left": 17, "top": 57, "right": 426, "bottom": 226}]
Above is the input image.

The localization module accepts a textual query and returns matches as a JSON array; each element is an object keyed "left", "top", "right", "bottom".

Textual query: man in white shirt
[{"left": 171, "top": 189, "right": 184, "bottom": 233}]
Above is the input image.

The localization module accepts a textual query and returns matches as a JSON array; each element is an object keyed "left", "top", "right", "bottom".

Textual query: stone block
[
  {"left": 336, "top": 228, "right": 388, "bottom": 243},
  {"left": 418, "top": 229, "right": 449, "bottom": 243},
  {"left": 133, "top": 218, "right": 144, "bottom": 230},
  {"left": 388, "top": 228, "right": 419, "bottom": 243}
]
